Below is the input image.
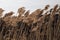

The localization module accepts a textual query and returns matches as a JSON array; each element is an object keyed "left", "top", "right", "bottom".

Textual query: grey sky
[{"left": 0, "top": 0, "right": 60, "bottom": 14}]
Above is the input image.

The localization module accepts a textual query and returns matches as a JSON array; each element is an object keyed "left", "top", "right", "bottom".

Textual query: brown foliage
[{"left": 0, "top": 5, "right": 60, "bottom": 40}]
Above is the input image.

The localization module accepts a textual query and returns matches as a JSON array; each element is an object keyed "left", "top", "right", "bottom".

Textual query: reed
[{"left": 0, "top": 5, "right": 60, "bottom": 40}]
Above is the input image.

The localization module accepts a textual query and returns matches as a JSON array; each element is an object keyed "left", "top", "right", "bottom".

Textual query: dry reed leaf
[
  {"left": 53, "top": 4, "right": 58, "bottom": 12},
  {"left": 31, "top": 25, "right": 39, "bottom": 32},
  {"left": 18, "top": 7, "right": 26, "bottom": 17},
  {"left": 44, "top": 5, "right": 50, "bottom": 10},
  {"left": 4, "top": 11, "right": 14, "bottom": 17},
  {"left": 24, "top": 10, "right": 30, "bottom": 17},
  {"left": 0, "top": 8, "right": 4, "bottom": 17},
  {"left": 29, "top": 9, "right": 41, "bottom": 17}
]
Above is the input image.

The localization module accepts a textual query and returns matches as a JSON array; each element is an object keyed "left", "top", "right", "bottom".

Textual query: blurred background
[{"left": 0, "top": 0, "right": 60, "bottom": 15}]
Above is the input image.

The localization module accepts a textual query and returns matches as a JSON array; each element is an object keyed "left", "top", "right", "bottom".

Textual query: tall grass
[{"left": 0, "top": 4, "right": 60, "bottom": 40}]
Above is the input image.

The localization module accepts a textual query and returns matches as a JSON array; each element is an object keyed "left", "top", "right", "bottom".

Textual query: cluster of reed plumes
[{"left": 0, "top": 4, "right": 60, "bottom": 40}]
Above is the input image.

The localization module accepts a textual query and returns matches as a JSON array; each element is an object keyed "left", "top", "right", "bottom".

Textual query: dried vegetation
[{"left": 0, "top": 4, "right": 60, "bottom": 40}]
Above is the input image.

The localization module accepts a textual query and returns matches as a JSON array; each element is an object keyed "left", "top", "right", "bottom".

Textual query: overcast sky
[{"left": 0, "top": 0, "right": 60, "bottom": 14}]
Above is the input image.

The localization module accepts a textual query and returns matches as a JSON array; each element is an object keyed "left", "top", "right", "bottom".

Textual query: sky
[{"left": 0, "top": 0, "right": 60, "bottom": 14}]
